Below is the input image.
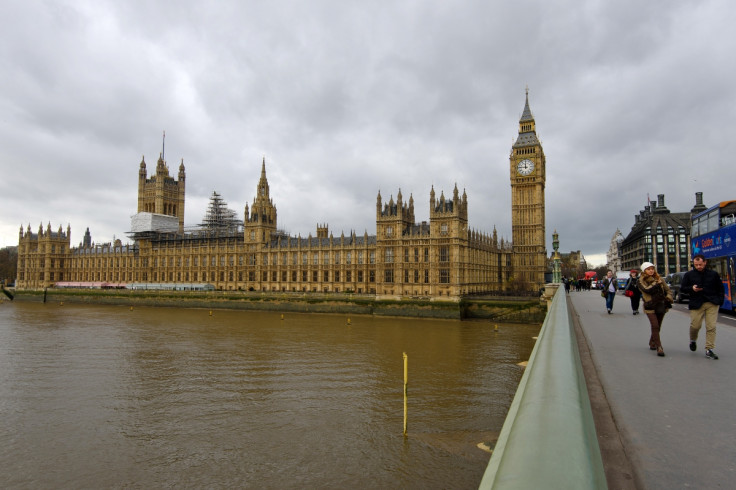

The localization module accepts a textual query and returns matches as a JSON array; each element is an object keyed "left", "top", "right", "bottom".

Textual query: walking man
[
  {"left": 601, "top": 270, "right": 618, "bottom": 314},
  {"left": 680, "top": 254, "right": 725, "bottom": 359}
]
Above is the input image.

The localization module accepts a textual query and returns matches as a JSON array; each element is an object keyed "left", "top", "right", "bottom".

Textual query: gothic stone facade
[
  {"left": 510, "top": 89, "right": 547, "bottom": 289},
  {"left": 17, "top": 93, "right": 547, "bottom": 298},
  {"left": 138, "top": 154, "right": 186, "bottom": 233}
]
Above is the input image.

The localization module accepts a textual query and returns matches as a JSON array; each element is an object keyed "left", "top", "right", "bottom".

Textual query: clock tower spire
[{"left": 510, "top": 88, "right": 547, "bottom": 291}]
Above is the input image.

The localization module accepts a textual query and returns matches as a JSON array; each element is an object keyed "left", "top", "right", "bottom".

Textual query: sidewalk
[{"left": 568, "top": 290, "right": 736, "bottom": 489}]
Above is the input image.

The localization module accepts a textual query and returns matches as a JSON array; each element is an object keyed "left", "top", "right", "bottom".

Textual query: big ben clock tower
[{"left": 510, "top": 88, "right": 546, "bottom": 290}]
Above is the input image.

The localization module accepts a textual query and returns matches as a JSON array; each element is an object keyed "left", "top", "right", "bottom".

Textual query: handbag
[
  {"left": 601, "top": 290, "right": 606, "bottom": 298},
  {"left": 624, "top": 290, "right": 634, "bottom": 297}
]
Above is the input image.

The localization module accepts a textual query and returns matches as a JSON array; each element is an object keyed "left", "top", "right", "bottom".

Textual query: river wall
[{"left": 7, "top": 289, "right": 546, "bottom": 323}]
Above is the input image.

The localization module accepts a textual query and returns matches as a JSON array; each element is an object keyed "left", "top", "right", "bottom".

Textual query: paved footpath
[{"left": 568, "top": 290, "right": 736, "bottom": 489}]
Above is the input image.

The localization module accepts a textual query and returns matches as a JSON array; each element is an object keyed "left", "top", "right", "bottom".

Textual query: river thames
[{"left": 0, "top": 301, "right": 539, "bottom": 489}]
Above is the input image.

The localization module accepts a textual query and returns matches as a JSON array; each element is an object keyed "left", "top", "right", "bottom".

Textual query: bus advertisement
[{"left": 690, "top": 200, "right": 736, "bottom": 312}]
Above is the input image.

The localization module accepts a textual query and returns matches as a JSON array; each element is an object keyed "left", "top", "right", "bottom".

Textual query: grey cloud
[{"left": 2, "top": 0, "right": 736, "bottom": 262}]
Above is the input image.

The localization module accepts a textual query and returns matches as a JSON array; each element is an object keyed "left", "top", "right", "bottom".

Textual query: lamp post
[{"left": 552, "top": 230, "right": 562, "bottom": 284}]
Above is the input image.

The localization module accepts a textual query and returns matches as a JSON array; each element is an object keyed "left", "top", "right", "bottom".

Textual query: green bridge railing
[{"left": 479, "top": 286, "right": 606, "bottom": 489}]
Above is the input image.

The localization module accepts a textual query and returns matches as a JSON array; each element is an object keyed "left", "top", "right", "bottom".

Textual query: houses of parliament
[{"left": 15, "top": 92, "right": 548, "bottom": 299}]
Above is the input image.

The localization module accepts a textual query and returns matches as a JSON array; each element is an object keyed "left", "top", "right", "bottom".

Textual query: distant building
[
  {"left": 607, "top": 229, "right": 625, "bottom": 272},
  {"left": 16, "top": 92, "right": 549, "bottom": 297},
  {"left": 548, "top": 249, "right": 587, "bottom": 278},
  {"left": 620, "top": 193, "right": 707, "bottom": 275}
]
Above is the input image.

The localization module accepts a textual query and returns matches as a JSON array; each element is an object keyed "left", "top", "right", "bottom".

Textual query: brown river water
[{"left": 0, "top": 301, "right": 539, "bottom": 489}]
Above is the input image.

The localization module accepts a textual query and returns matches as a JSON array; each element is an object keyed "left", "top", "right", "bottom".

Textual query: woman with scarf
[{"left": 637, "top": 262, "right": 673, "bottom": 357}]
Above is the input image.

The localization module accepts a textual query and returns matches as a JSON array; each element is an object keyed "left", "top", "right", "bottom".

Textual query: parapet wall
[
  {"left": 479, "top": 286, "right": 606, "bottom": 488},
  {"left": 10, "top": 289, "right": 545, "bottom": 322}
]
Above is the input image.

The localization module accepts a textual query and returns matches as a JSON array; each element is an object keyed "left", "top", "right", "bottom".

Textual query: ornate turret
[
  {"left": 155, "top": 153, "right": 169, "bottom": 177},
  {"left": 16, "top": 221, "right": 71, "bottom": 289},
  {"left": 245, "top": 157, "right": 278, "bottom": 244},
  {"left": 136, "top": 139, "right": 186, "bottom": 233},
  {"left": 426, "top": 182, "right": 469, "bottom": 243},
  {"left": 429, "top": 185, "right": 467, "bottom": 221}
]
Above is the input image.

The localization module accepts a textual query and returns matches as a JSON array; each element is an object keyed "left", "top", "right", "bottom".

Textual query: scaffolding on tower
[{"left": 200, "top": 191, "right": 243, "bottom": 232}]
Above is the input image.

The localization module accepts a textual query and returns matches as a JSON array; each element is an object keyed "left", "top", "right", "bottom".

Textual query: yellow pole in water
[{"left": 403, "top": 352, "right": 408, "bottom": 435}]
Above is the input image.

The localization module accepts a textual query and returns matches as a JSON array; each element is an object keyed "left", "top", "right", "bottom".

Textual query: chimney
[
  {"left": 654, "top": 194, "right": 670, "bottom": 213},
  {"left": 691, "top": 191, "right": 707, "bottom": 214}
]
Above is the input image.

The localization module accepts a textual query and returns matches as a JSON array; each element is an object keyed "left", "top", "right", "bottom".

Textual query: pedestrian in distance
[
  {"left": 637, "top": 262, "right": 673, "bottom": 357},
  {"left": 624, "top": 269, "right": 642, "bottom": 315},
  {"left": 680, "top": 254, "right": 725, "bottom": 360},
  {"left": 601, "top": 270, "right": 618, "bottom": 314}
]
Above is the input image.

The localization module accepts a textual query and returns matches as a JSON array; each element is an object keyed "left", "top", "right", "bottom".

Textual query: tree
[
  {"left": 0, "top": 246, "right": 18, "bottom": 285},
  {"left": 507, "top": 275, "right": 535, "bottom": 295},
  {"left": 592, "top": 264, "right": 610, "bottom": 279}
]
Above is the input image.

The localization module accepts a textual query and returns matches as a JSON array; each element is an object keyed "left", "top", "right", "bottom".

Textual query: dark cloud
[{"left": 2, "top": 0, "right": 735, "bottom": 266}]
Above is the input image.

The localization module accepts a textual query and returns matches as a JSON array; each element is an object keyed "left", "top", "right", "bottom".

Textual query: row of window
[
  {"left": 623, "top": 244, "right": 689, "bottom": 274},
  {"left": 22, "top": 244, "right": 66, "bottom": 253},
  {"left": 19, "top": 259, "right": 65, "bottom": 269},
  {"left": 384, "top": 224, "right": 452, "bottom": 237},
  {"left": 62, "top": 246, "right": 450, "bottom": 269},
  {"left": 140, "top": 203, "right": 178, "bottom": 216},
  {"left": 55, "top": 267, "right": 452, "bottom": 285}
]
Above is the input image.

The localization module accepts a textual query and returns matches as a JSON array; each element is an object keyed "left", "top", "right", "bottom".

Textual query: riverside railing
[{"left": 479, "top": 285, "right": 606, "bottom": 489}]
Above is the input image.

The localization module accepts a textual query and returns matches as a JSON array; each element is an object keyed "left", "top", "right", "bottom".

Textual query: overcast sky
[{"left": 2, "top": 0, "right": 734, "bottom": 266}]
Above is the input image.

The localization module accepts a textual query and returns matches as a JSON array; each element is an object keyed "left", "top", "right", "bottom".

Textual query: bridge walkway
[{"left": 569, "top": 290, "right": 736, "bottom": 489}]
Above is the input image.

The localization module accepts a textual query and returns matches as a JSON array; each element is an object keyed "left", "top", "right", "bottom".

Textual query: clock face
[{"left": 517, "top": 159, "right": 535, "bottom": 175}]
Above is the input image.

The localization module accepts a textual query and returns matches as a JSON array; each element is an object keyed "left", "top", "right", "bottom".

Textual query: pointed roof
[
  {"left": 520, "top": 86, "right": 534, "bottom": 122},
  {"left": 155, "top": 153, "right": 169, "bottom": 176},
  {"left": 514, "top": 87, "right": 540, "bottom": 148},
  {"left": 256, "top": 156, "right": 270, "bottom": 198}
]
